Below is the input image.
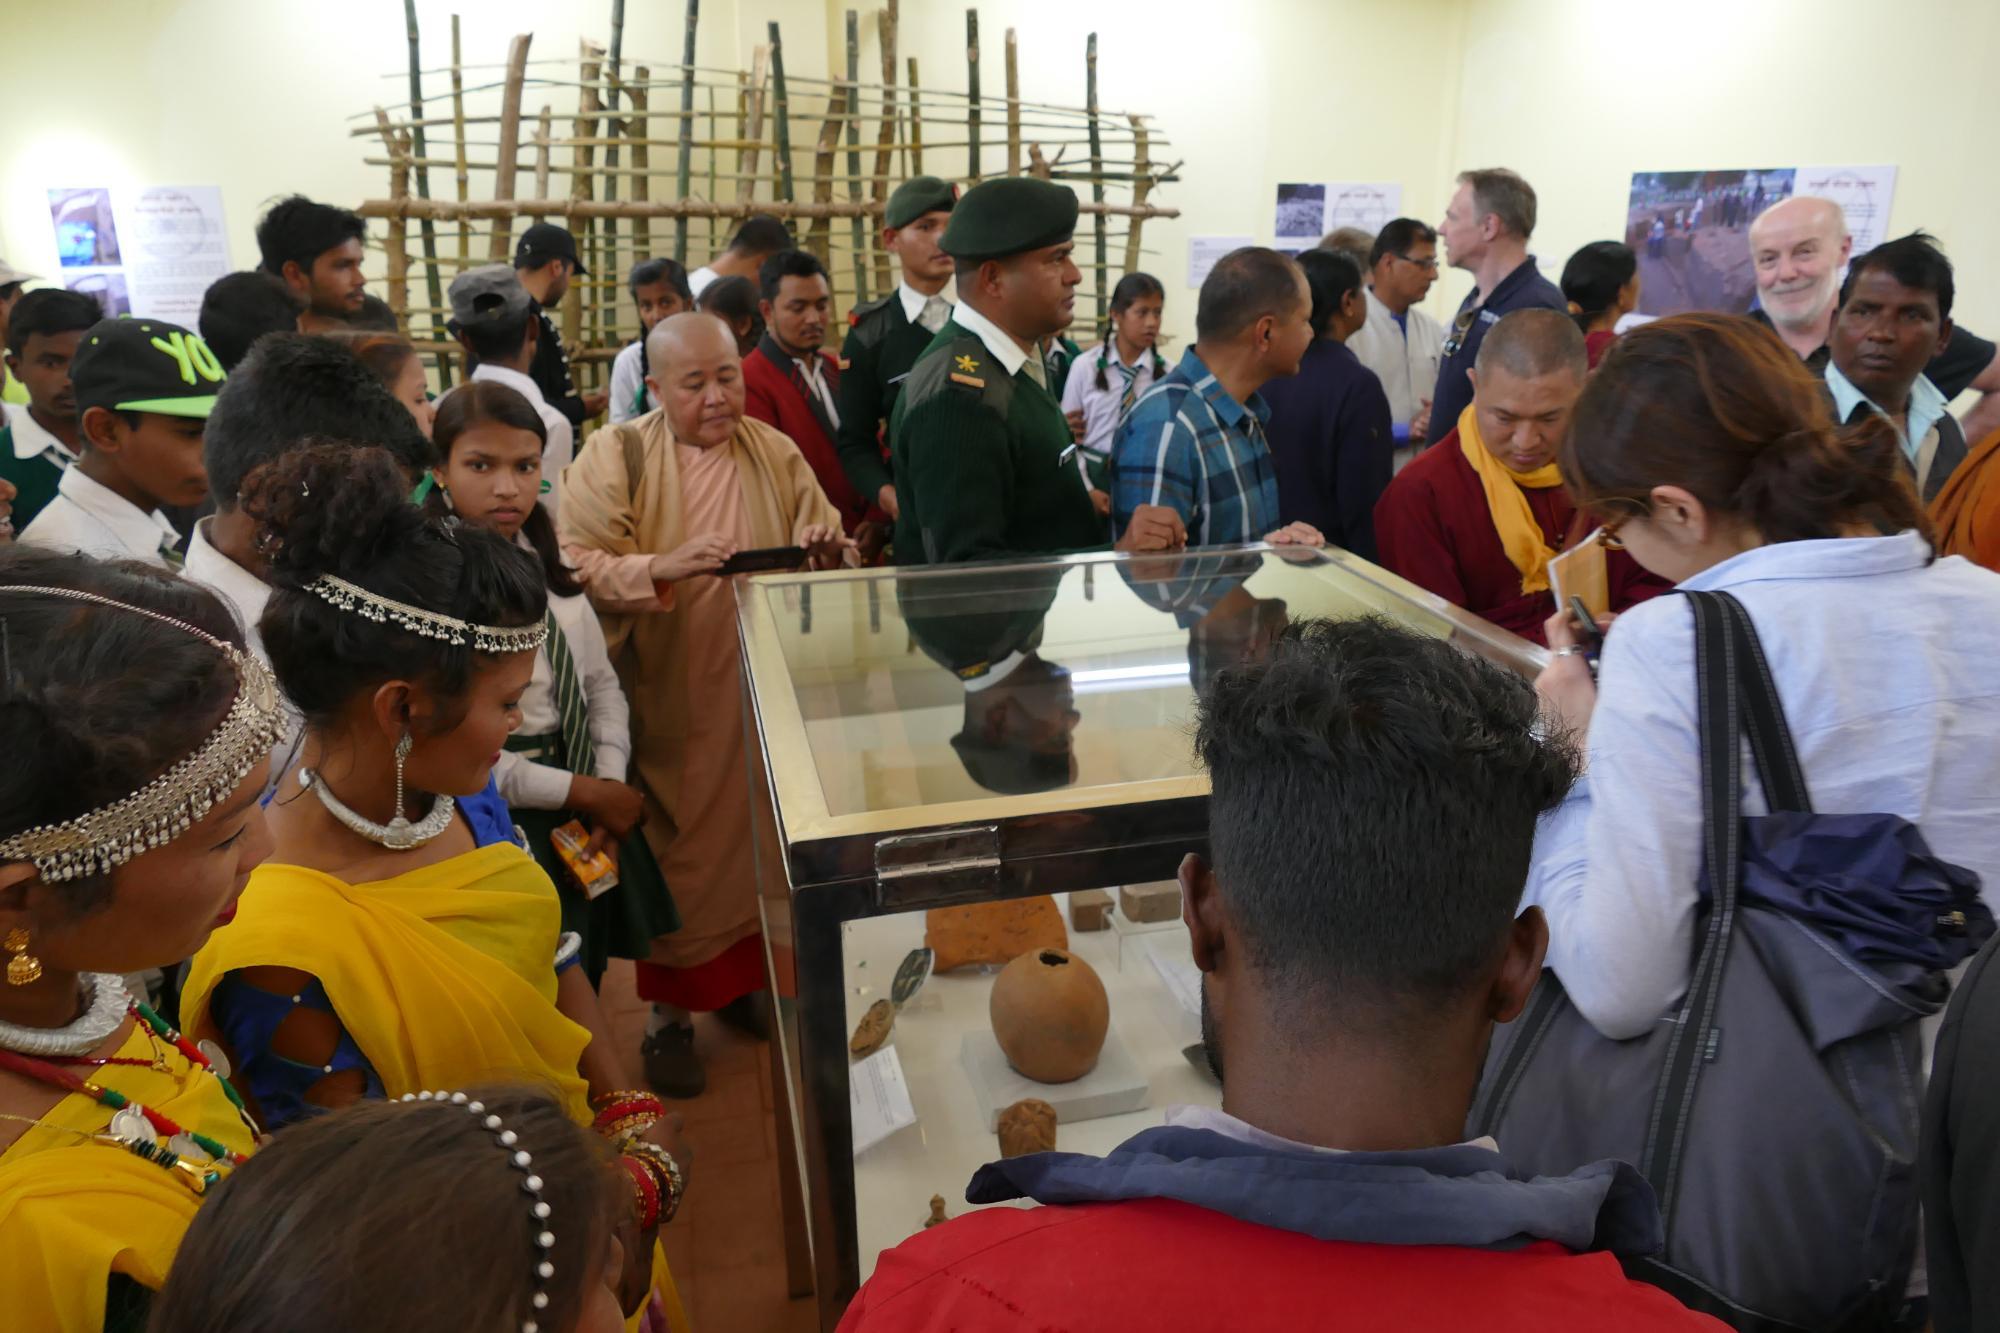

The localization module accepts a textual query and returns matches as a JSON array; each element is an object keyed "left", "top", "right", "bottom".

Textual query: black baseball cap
[
  {"left": 514, "top": 222, "right": 587, "bottom": 275},
  {"left": 71, "top": 317, "right": 226, "bottom": 419}
]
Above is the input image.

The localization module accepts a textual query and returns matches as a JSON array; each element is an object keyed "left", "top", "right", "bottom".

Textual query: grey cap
[
  {"left": 0, "top": 257, "right": 39, "bottom": 288},
  {"left": 448, "top": 263, "right": 533, "bottom": 328}
]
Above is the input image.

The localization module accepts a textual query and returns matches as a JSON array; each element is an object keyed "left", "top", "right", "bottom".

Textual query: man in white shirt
[
  {"left": 685, "top": 213, "right": 795, "bottom": 300},
  {"left": 1347, "top": 218, "right": 1446, "bottom": 454},
  {"left": 19, "top": 317, "right": 220, "bottom": 565},
  {"left": 447, "top": 264, "right": 575, "bottom": 518}
]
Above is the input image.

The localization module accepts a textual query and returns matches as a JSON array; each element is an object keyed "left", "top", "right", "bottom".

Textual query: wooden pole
[
  {"left": 362, "top": 196, "right": 1179, "bottom": 222},
  {"left": 374, "top": 109, "right": 412, "bottom": 323},
  {"left": 808, "top": 87, "right": 844, "bottom": 261},
  {"left": 400, "top": 0, "right": 451, "bottom": 382},
  {"left": 450, "top": 14, "right": 470, "bottom": 267},
  {"left": 1004, "top": 28, "right": 1021, "bottom": 176},
  {"left": 630, "top": 68, "right": 652, "bottom": 261},
  {"left": 489, "top": 33, "right": 532, "bottom": 259},
  {"left": 906, "top": 57, "right": 922, "bottom": 176},
  {"left": 532, "top": 107, "right": 553, "bottom": 217},
  {"left": 674, "top": 0, "right": 700, "bottom": 262},
  {"left": 1124, "top": 112, "right": 1151, "bottom": 273},
  {"left": 768, "top": 22, "right": 795, "bottom": 204},
  {"left": 871, "top": 0, "right": 899, "bottom": 294},
  {"left": 739, "top": 44, "right": 770, "bottom": 210},
  {"left": 844, "top": 10, "right": 870, "bottom": 304},
  {"left": 1085, "top": 33, "right": 1108, "bottom": 322},
  {"left": 567, "top": 41, "right": 605, "bottom": 357},
  {"left": 964, "top": 10, "right": 980, "bottom": 183}
]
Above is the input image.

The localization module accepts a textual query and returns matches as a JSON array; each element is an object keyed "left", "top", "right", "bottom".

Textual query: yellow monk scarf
[
  {"left": 1455, "top": 403, "right": 1566, "bottom": 595},
  {"left": 0, "top": 1023, "right": 258, "bottom": 1333}
]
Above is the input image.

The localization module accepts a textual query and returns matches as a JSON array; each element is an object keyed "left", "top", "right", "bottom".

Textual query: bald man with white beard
[{"left": 1750, "top": 197, "right": 2000, "bottom": 441}]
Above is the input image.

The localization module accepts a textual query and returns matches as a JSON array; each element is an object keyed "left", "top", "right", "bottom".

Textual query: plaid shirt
[{"left": 1110, "top": 346, "right": 1279, "bottom": 547}]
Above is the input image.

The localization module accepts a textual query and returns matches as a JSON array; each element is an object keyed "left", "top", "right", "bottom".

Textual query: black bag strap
[
  {"left": 1639, "top": 590, "right": 1745, "bottom": 1224},
  {"left": 1713, "top": 591, "right": 1813, "bottom": 814}
]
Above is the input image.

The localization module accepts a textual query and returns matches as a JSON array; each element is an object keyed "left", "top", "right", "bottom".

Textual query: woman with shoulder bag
[{"left": 1478, "top": 312, "right": 2000, "bottom": 1331}]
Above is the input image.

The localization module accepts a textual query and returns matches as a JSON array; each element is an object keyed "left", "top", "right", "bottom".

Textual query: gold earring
[{"left": 5, "top": 928, "right": 42, "bottom": 987}]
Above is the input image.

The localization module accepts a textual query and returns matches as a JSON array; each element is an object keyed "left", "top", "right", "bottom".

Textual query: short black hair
[
  {"left": 696, "top": 274, "right": 762, "bottom": 334},
  {"left": 1369, "top": 217, "right": 1437, "bottom": 268},
  {"left": 203, "top": 332, "right": 434, "bottom": 508},
  {"left": 628, "top": 258, "right": 692, "bottom": 304},
  {"left": 6, "top": 288, "right": 104, "bottom": 356},
  {"left": 1295, "top": 250, "right": 1363, "bottom": 338},
  {"left": 198, "top": 271, "right": 306, "bottom": 371},
  {"left": 453, "top": 310, "right": 534, "bottom": 363},
  {"left": 727, "top": 214, "right": 795, "bottom": 256},
  {"left": 1195, "top": 247, "right": 1305, "bottom": 343},
  {"left": 1559, "top": 241, "right": 1638, "bottom": 333},
  {"left": 1195, "top": 618, "right": 1578, "bottom": 1022},
  {"left": 1841, "top": 230, "right": 1954, "bottom": 321},
  {"left": 757, "top": 249, "right": 830, "bottom": 304},
  {"left": 255, "top": 196, "right": 366, "bottom": 277}
]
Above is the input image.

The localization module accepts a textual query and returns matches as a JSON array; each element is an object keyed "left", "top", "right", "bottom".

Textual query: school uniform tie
[
  {"left": 543, "top": 610, "right": 596, "bottom": 777},
  {"left": 1115, "top": 361, "right": 1142, "bottom": 422},
  {"left": 918, "top": 295, "right": 951, "bottom": 333},
  {"left": 158, "top": 536, "right": 185, "bottom": 570}
]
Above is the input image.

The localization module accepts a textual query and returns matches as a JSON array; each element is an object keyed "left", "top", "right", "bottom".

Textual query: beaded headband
[
  {"left": 399, "top": 1091, "right": 556, "bottom": 1333},
  {"left": 0, "top": 587, "right": 286, "bottom": 883},
  {"left": 306, "top": 574, "right": 548, "bottom": 654}
]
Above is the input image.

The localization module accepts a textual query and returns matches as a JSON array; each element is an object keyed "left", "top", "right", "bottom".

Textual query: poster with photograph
[
  {"left": 1626, "top": 168, "right": 1796, "bottom": 316},
  {"left": 1323, "top": 182, "right": 1403, "bottom": 238},
  {"left": 45, "top": 185, "right": 230, "bottom": 324},
  {"left": 1795, "top": 164, "right": 1899, "bottom": 256},
  {"left": 1273, "top": 183, "right": 1326, "bottom": 240}
]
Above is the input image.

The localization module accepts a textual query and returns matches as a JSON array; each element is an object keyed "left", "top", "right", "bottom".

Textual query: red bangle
[
  {"left": 620, "top": 1154, "right": 662, "bottom": 1230},
  {"left": 592, "top": 1091, "right": 666, "bottom": 1129}
]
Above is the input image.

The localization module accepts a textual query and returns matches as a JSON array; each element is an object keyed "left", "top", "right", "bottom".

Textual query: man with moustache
[
  {"left": 1348, "top": 218, "right": 1446, "bottom": 450},
  {"left": 1750, "top": 197, "right": 2000, "bottom": 442}
]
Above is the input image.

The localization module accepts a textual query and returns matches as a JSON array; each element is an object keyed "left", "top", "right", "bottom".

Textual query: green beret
[
  {"left": 886, "top": 175, "right": 959, "bottom": 230},
  {"left": 940, "top": 177, "right": 1080, "bottom": 261}
]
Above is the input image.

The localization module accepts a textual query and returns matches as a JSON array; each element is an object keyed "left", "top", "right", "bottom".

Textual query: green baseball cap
[
  {"left": 886, "top": 176, "right": 960, "bottom": 230},
  {"left": 71, "top": 317, "right": 226, "bottom": 418},
  {"left": 940, "top": 177, "right": 1079, "bottom": 261}
]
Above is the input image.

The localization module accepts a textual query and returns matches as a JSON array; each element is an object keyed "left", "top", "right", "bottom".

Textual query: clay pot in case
[{"left": 989, "top": 946, "right": 1110, "bottom": 1083}]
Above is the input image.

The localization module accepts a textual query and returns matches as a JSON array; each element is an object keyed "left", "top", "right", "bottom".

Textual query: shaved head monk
[
  {"left": 1750, "top": 196, "right": 2000, "bottom": 441},
  {"left": 1372, "top": 309, "right": 1663, "bottom": 643},
  {"left": 560, "top": 309, "right": 851, "bottom": 1096}
]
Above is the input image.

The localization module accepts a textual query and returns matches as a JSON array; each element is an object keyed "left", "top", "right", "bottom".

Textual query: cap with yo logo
[{"left": 71, "top": 318, "right": 226, "bottom": 419}]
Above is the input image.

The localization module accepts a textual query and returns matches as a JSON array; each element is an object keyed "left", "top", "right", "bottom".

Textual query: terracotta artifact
[
  {"left": 989, "top": 947, "right": 1109, "bottom": 1083},
  {"left": 924, "top": 1195, "right": 949, "bottom": 1228},
  {"left": 925, "top": 896, "right": 1067, "bottom": 972},
  {"left": 1118, "top": 881, "right": 1180, "bottom": 924},
  {"left": 997, "top": 1097, "right": 1058, "bottom": 1158},
  {"left": 1069, "top": 888, "right": 1113, "bottom": 932},
  {"left": 849, "top": 999, "right": 895, "bottom": 1059}
]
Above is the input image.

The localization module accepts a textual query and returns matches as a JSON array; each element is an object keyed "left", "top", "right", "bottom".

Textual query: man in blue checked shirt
[{"left": 1111, "top": 247, "right": 1327, "bottom": 551}]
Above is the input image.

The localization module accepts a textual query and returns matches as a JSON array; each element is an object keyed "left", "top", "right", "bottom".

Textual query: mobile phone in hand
[
  {"left": 717, "top": 545, "right": 807, "bottom": 576},
  {"left": 1568, "top": 595, "right": 1605, "bottom": 657}
]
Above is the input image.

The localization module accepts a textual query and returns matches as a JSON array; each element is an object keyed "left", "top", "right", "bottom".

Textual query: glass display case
[{"left": 734, "top": 544, "right": 1545, "bottom": 1328}]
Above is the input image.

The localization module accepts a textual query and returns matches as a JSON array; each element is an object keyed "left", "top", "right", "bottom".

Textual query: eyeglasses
[
  {"left": 1392, "top": 253, "right": 1440, "bottom": 272},
  {"left": 1441, "top": 308, "right": 1479, "bottom": 359}
]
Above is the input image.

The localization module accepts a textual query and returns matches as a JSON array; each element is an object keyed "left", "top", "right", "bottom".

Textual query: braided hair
[{"left": 1094, "top": 272, "right": 1168, "bottom": 391}]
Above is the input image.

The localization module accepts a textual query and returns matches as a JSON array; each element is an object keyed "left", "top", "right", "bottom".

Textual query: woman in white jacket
[{"left": 1528, "top": 312, "right": 2000, "bottom": 1039}]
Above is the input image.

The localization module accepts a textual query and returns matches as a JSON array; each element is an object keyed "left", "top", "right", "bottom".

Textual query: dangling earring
[
  {"left": 393, "top": 729, "right": 413, "bottom": 820},
  {"left": 5, "top": 927, "right": 42, "bottom": 987}
]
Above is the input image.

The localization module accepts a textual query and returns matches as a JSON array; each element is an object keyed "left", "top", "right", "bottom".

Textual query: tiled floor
[{"left": 600, "top": 960, "right": 819, "bottom": 1333}]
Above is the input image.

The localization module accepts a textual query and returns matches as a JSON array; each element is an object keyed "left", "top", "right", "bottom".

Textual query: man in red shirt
[
  {"left": 840, "top": 618, "right": 1721, "bottom": 1333},
  {"left": 1374, "top": 308, "right": 1662, "bottom": 642},
  {"left": 742, "top": 249, "right": 890, "bottom": 556}
]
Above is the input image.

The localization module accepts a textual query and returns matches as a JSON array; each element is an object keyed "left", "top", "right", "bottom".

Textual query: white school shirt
[
  {"left": 1060, "top": 341, "right": 1162, "bottom": 463},
  {"left": 182, "top": 518, "right": 307, "bottom": 789},
  {"left": 688, "top": 266, "right": 720, "bottom": 299},
  {"left": 6, "top": 401, "right": 77, "bottom": 470},
  {"left": 466, "top": 363, "right": 575, "bottom": 519},
  {"left": 608, "top": 341, "right": 655, "bottom": 424},
  {"left": 897, "top": 280, "right": 954, "bottom": 334},
  {"left": 1347, "top": 288, "right": 1445, "bottom": 431},
  {"left": 491, "top": 539, "right": 634, "bottom": 810},
  {"left": 18, "top": 466, "right": 179, "bottom": 566},
  {"left": 1526, "top": 532, "right": 2000, "bottom": 1040}
]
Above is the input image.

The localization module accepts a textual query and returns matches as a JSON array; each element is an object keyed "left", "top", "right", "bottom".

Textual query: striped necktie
[
  {"left": 1115, "top": 361, "right": 1142, "bottom": 422},
  {"left": 542, "top": 609, "right": 595, "bottom": 777},
  {"left": 159, "top": 537, "right": 185, "bottom": 569}
]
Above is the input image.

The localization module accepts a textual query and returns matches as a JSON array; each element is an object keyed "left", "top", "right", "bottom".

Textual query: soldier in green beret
[
  {"left": 835, "top": 176, "right": 960, "bottom": 526},
  {"left": 889, "top": 176, "right": 1186, "bottom": 566}
]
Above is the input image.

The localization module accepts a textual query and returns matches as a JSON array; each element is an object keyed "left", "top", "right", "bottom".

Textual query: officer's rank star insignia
[{"left": 953, "top": 353, "right": 979, "bottom": 374}]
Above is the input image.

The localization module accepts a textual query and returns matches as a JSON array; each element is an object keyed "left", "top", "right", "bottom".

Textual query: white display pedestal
[{"left": 959, "top": 1027, "right": 1151, "bottom": 1132}]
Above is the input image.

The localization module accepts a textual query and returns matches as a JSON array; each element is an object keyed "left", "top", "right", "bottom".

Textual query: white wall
[{"left": 2, "top": 0, "right": 1993, "bottom": 350}]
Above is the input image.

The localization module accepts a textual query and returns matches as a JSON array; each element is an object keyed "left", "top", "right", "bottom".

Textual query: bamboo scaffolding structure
[
  {"left": 906, "top": 58, "right": 922, "bottom": 176},
  {"left": 674, "top": 0, "right": 700, "bottom": 260},
  {"left": 844, "top": 10, "right": 869, "bottom": 304},
  {"left": 808, "top": 86, "right": 844, "bottom": 260},
  {"left": 629, "top": 69, "right": 652, "bottom": 260},
  {"left": 532, "top": 107, "right": 553, "bottom": 214},
  {"left": 374, "top": 109, "right": 413, "bottom": 319},
  {"left": 1085, "top": 33, "right": 1108, "bottom": 323},
  {"left": 601, "top": 0, "right": 626, "bottom": 262},
  {"left": 450, "top": 15, "right": 470, "bottom": 268},
  {"left": 1125, "top": 112, "right": 1152, "bottom": 275},
  {"left": 965, "top": 11, "right": 980, "bottom": 182},
  {"left": 739, "top": 44, "right": 769, "bottom": 210},
  {"left": 401, "top": 0, "right": 450, "bottom": 375},
  {"left": 1005, "top": 29, "right": 1020, "bottom": 176},
  {"left": 871, "top": 0, "right": 899, "bottom": 294},
  {"left": 363, "top": 196, "right": 1174, "bottom": 222},
  {"left": 489, "top": 33, "right": 532, "bottom": 258},
  {"left": 768, "top": 22, "right": 794, "bottom": 203},
  {"left": 565, "top": 40, "right": 605, "bottom": 355}
]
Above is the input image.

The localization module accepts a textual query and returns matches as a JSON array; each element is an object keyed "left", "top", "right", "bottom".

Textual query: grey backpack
[{"left": 1471, "top": 591, "right": 1990, "bottom": 1331}]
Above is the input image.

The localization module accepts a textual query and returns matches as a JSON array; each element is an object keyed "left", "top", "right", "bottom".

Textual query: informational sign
[
  {"left": 1187, "top": 235, "right": 1254, "bottom": 288},
  {"left": 1272, "top": 181, "right": 1403, "bottom": 247},
  {"left": 47, "top": 185, "right": 231, "bottom": 325},
  {"left": 1626, "top": 168, "right": 1797, "bottom": 316},
  {"left": 1795, "top": 164, "right": 1899, "bottom": 256},
  {"left": 849, "top": 1045, "right": 917, "bottom": 1156}
]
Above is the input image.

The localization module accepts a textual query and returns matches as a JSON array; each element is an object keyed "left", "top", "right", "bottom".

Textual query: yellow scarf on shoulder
[
  {"left": 182, "top": 843, "right": 592, "bottom": 1120},
  {"left": 0, "top": 1022, "right": 258, "bottom": 1333},
  {"left": 1456, "top": 404, "right": 1566, "bottom": 595}
]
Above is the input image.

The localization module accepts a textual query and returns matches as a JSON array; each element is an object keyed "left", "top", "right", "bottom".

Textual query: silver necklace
[
  {"left": 0, "top": 973, "right": 132, "bottom": 1057},
  {"left": 300, "top": 768, "right": 455, "bottom": 851}
]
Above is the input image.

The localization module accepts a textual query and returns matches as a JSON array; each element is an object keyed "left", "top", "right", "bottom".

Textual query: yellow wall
[{"left": 2, "top": 0, "right": 1992, "bottom": 349}]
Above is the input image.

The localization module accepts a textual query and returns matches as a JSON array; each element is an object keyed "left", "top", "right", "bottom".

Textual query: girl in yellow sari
[
  {"left": 0, "top": 547, "right": 283, "bottom": 1333},
  {"left": 178, "top": 445, "right": 689, "bottom": 1333}
]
